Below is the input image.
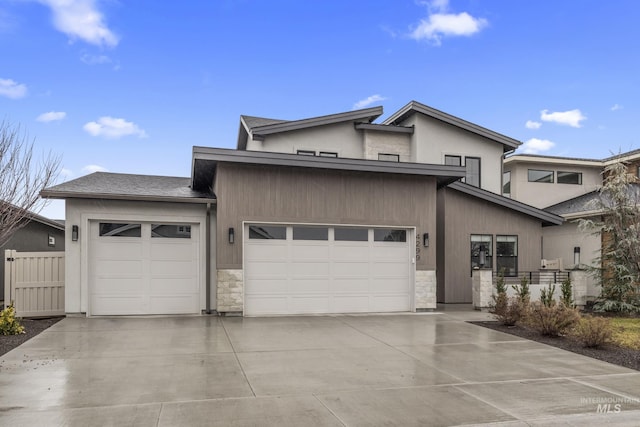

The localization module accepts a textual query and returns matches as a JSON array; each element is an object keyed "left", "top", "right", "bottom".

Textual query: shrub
[
  {"left": 512, "top": 274, "right": 530, "bottom": 304},
  {"left": 495, "top": 269, "right": 507, "bottom": 295},
  {"left": 492, "top": 295, "right": 527, "bottom": 326},
  {"left": 0, "top": 303, "right": 25, "bottom": 335},
  {"left": 572, "top": 316, "right": 613, "bottom": 348},
  {"left": 525, "top": 302, "right": 580, "bottom": 336},
  {"left": 540, "top": 283, "right": 556, "bottom": 307},
  {"left": 560, "top": 276, "right": 574, "bottom": 308}
]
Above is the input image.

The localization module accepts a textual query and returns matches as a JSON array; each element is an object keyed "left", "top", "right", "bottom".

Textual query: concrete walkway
[{"left": 0, "top": 309, "right": 638, "bottom": 426}]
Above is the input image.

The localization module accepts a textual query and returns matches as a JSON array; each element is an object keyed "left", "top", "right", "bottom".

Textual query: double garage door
[
  {"left": 89, "top": 221, "right": 200, "bottom": 315},
  {"left": 244, "top": 224, "right": 413, "bottom": 315}
]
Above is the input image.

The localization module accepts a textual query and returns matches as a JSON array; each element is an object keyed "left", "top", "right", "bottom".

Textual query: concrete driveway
[{"left": 1, "top": 308, "right": 639, "bottom": 426}]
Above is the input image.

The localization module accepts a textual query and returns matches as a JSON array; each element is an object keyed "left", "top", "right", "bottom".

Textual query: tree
[
  {"left": 578, "top": 159, "right": 640, "bottom": 313},
  {"left": 0, "top": 121, "right": 60, "bottom": 248}
]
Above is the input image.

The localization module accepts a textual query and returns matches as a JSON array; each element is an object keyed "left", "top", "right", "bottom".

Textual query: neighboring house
[
  {"left": 504, "top": 150, "right": 640, "bottom": 298},
  {"left": 0, "top": 211, "right": 65, "bottom": 304},
  {"left": 41, "top": 101, "right": 562, "bottom": 316}
]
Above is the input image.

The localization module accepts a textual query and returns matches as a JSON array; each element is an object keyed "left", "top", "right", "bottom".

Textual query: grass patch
[{"left": 611, "top": 318, "right": 640, "bottom": 350}]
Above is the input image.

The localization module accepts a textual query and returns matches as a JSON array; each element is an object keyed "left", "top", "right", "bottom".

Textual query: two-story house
[{"left": 41, "top": 101, "right": 562, "bottom": 316}]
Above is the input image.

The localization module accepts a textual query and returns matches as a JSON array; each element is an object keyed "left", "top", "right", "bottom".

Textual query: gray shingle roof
[
  {"left": 41, "top": 172, "right": 215, "bottom": 203},
  {"left": 545, "top": 183, "right": 640, "bottom": 216},
  {"left": 241, "top": 115, "right": 288, "bottom": 129}
]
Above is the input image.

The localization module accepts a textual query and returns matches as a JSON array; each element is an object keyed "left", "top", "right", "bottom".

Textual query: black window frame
[
  {"left": 557, "top": 171, "right": 583, "bottom": 185},
  {"left": 502, "top": 170, "right": 511, "bottom": 197},
  {"left": 319, "top": 151, "right": 338, "bottom": 158},
  {"left": 470, "top": 234, "right": 493, "bottom": 274},
  {"left": 496, "top": 235, "right": 518, "bottom": 277},
  {"left": 528, "top": 169, "right": 554, "bottom": 183},
  {"left": 465, "top": 156, "right": 481, "bottom": 188},
  {"left": 378, "top": 153, "right": 400, "bottom": 162},
  {"left": 296, "top": 150, "right": 316, "bottom": 156},
  {"left": 444, "top": 155, "right": 462, "bottom": 166}
]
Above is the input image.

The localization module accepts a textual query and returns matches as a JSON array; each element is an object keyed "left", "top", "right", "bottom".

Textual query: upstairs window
[
  {"left": 503, "top": 171, "right": 511, "bottom": 197},
  {"left": 528, "top": 169, "right": 554, "bottom": 183},
  {"left": 557, "top": 171, "right": 582, "bottom": 185},
  {"left": 378, "top": 153, "right": 400, "bottom": 162},
  {"left": 465, "top": 157, "right": 481, "bottom": 187},
  {"left": 297, "top": 150, "right": 316, "bottom": 156},
  {"left": 319, "top": 152, "right": 338, "bottom": 158},
  {"left": 444, "top": 155, "right": 462, "bottom": 166}
]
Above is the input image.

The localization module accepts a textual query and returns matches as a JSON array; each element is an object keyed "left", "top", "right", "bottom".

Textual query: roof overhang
[
  {"left": 383, "top": 101, "right": 521, "bottom": 152},
  {"left": 504, "top": 154, "right": 603, "bottom": 167},
  {"left": 237, "top": 107, "right": 384, "bottom": 149},
  {"left": 40, "top": 189, "right": 215, "bottom": 204},
  {"left": 192, "top": 147, "right": 466, "bottom": 192},
  {"left": 447, "top": 181, "right": 564, "bottom": 226}
]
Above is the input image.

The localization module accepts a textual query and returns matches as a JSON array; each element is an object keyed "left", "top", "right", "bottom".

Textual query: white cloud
[
  {"left": 37, "top": 111, "right": 66, "bottom": 122},
  {"left": 60, "top": 168, "right": 73, "bottom": 179},
  {"left": 83, "top": 116, "right": 148, "bottom": 139},
  {"left": 0, "top": 78, "right": 27, "bottom": 99},
  {"left": 353, "top": 94, "right": 387, "bottom": 109},
  {"left": 38, "top": 0, "right": 118, "bottom": 47},
  {"left": 410, "top": 0, "right": 488, "bottom": 45},
  {"left": 525, "top": 120, "right": 541, "bottom": 130},
  {"left": 80, "top": 53, "right": 111, "bottom": 65},
  {"left": 611, "top": 104, "right": 623, "bottom": 111},
  {"left": 540, "top": 109, "right": 586, "bottom": 128},
  {"left": 82, "top": 164, "right": 108, "bottom": 174},
  {"left": 520, "top": 138, "right": 555, "bottom": 154}
]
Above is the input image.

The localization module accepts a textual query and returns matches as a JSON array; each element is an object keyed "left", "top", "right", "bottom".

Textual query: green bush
[
  {"left": 525, "top": 302, "right": 580, "bottom": 337},
  {"left": 560, "top": 276, "right": 574, "bottom": 308},
  {"left": 572, "top": 316, "right": 613, "bottom": 348},
  {"left": 540, "top": 283, "right": 556, "bottom": 307},
  {"left": 0, "top": 303, "right": 25, "bottom": 335},
  {"left": 512, "top": 274, "right": 530, "bottom": 304}
]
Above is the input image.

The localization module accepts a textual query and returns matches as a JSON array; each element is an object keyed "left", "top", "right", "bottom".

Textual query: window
[
  {"left": 502, "top": 171, "right": 511, "bottom": 197},
  {"left": 496, "top": 235, "right": 518, "bottom": 276},
  {"left": 374, "top": 229, "right": 406, "bottom": 242},
  {"left": 471, "top": 235, "right": 493, "bottom": 272},
  {"left": 334, "top": 227, "right": 368, "bottom": 241},
  {"left": 557, "top": 171, "right": 582, "bottom": 185},
  {"left": 378, "top": 153, "right": 400, "bottom": 162},
  {"left": 319, "top": 152, "right": 338, "bottom": 158},
  {"left": 528, "top": 169, "right": 554, "bottom": 183},
  {"left": 293, "top": 226, "right": 328, "bottom": 240},
  {"left": 444, "top": 155, "right": 462, "bottom": 166},
  {"left": 637, "top": 165, "right": 640, "bottom": 178},
  {"left": 99, "top": 223, "right": 142, "bottom": 237},
  {"left": 249, "top": 225, "right": 286, "bottom": 239},
  {"left": 151, "top": 224, "right": 191, "bottom": 238},
  {"left": 465, "top": 157, "right": 481, "bottom": 187},
  {"left": 297, "top": 150, "right": 316, "bottom": 156}
]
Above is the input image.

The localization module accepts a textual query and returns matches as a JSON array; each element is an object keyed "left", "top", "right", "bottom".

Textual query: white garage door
[
  {"left": 244, "top": 224, "right": 413, "bottom": 315},
  {"left": 89, "top": 222, "right": 200, "bottom": 315}
]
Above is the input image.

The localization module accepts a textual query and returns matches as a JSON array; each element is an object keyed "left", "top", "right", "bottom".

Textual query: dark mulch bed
[
  {"left": 0, "top": 317, "right": 63, "bottom": 356},
  {"left": 471, "top": 320, "right": 640, "bottom": 372}
]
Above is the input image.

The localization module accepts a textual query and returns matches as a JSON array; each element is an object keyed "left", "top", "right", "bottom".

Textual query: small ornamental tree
[{"left": 578, "top": 159, "right": 640, "bottom": 313}]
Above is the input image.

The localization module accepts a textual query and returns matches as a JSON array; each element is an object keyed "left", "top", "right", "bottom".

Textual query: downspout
[{"left": 205, "top": 202, "right": 212, "bottom": 314}]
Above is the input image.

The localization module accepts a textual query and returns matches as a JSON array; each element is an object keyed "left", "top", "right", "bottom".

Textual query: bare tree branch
[{"left": 0, "top": 121, "right": 60, "bottom": 248}]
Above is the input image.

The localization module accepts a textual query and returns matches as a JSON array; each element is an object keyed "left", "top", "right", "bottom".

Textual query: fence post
[
  {"left": 472, "top": 269, "right": 493, "bottom": 310},
  {"left": 4, "top": 249, "right": 15, "bottom": 308}
]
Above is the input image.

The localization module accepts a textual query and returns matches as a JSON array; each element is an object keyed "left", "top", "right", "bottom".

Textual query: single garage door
[
  {"left": 89, "top": 221, "right": 200, "bottom": 315},
  {"left": 244, "top": 224, "right": 412, "bottom": 315}
]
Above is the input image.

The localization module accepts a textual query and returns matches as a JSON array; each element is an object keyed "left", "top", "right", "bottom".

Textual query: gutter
[{"left": 205, "top": 202, "right": 213, "bottom": 314}]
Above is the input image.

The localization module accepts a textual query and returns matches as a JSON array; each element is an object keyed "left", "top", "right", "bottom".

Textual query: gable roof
[
  {"left": 192, "top": 146, "right": 466, "bottom": 192},
  {"left": 1, "top": 202, "right": 66, "bottom": 231},
  {"left": 382, "top": 100, "right": 521, "bottom": 151},
  {"left": 237, "top": 106, "right": 383, "bottom": 149},
  {"left": 447, "top": 181, "right": 563, "bottom": 226},
  {"left": 41, "top": 172, "right": 215, "bottom": 204}
]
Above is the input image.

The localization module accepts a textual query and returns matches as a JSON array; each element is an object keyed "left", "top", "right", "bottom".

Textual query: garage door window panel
[
  {"left": 334, "top": 227, "right": 368, "bottom": 241},
  {"left": 293, "top": 226, "right": 328, "bottom": 240},
  {"left": 151, "top": 224, "right": 191, "bottom": 238},
  {"left": 249, "top": 225, "right": 286, "bottom": 240},
  {"left": 374, "top": 229, "right": 407, "bottom": 242},
  {"left": 99, "top": 223, "right": 142, "bottom": 237}
]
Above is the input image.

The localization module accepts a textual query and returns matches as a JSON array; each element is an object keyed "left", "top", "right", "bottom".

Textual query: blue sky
[{"left": 2, "top": 0, "right": 640, "bottom": 219}]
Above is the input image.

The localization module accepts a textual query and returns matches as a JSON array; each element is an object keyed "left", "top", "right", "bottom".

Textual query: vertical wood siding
[
  {"left": 438, "top": 188, "right": 544, "bottom": 303},
  {"left": 214, "top": 163, "right": 437, "bottom": 270}
]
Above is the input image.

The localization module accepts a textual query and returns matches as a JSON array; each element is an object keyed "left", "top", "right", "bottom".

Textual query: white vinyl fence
[{"left": 4, "top": 249, "right": 65, "bottom": 317}]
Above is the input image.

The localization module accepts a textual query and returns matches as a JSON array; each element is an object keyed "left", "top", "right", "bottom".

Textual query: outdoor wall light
[
  {"left": 72, "top": 225, "right": 79, "bottom": 242},
  {"left": 574, "top": 246, "right": 580, "bottom": 266},
  {"left": 423, "top": 232, "right": 429, "bottom": 248},
  {"left": 228, "top": 227, "right": 235, "bottom": 244}
]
